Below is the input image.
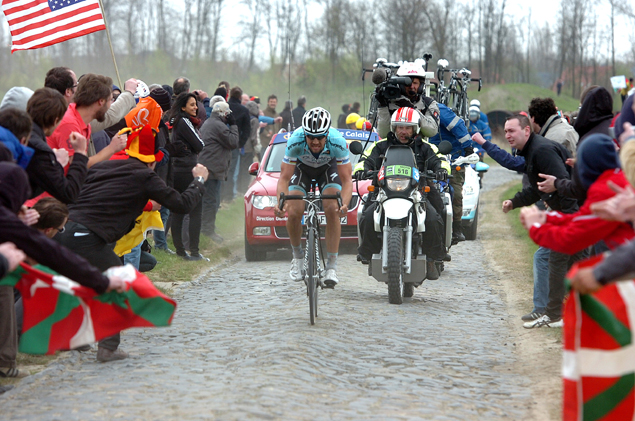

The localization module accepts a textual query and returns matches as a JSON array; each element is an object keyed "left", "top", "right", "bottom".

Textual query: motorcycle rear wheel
[{"left": 387, "top": 227, "right": 404, "bottom": 304}]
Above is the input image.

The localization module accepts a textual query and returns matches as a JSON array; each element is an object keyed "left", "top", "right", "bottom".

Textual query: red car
[{"left": 244, "top": 129, "right": 378, "bottom": 261}]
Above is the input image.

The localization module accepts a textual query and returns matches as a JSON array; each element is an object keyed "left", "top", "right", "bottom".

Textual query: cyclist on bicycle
[
  {"left": 375, "top": 61, "right": 440, "bottom": 139},
  {"left": 354, "top": 107, "right": 449, "bottom": 280},
  {"left": 274, "top": 107, "right": 353, "bottom": 288}
]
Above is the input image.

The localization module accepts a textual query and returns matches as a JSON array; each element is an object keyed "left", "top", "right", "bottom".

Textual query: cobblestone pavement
[{"left": 1, "top": 165, "right": 530, "bottom": 421}]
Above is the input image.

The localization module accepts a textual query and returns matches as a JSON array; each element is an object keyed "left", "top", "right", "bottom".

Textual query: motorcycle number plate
[
  {"left": 301, "top": 215, "right": 347, "bottom": 225},
  {"left": 385, "top": 165, "right": 412, "bottom": 177}
]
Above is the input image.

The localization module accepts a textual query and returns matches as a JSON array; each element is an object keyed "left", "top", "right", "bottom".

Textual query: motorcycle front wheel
[{"left": 386, "top": 227, "right": 404, "bottom": 304}]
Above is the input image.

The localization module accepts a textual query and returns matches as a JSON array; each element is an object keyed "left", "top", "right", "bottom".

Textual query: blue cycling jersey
[{"left": 283, "top": 128, "right": 350, "bottom": 168}]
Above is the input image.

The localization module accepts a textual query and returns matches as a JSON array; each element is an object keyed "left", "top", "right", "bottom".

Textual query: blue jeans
[
  {"left": 123, "top": 244, "right": 142, "bottom": 270},
  {"left": 153, "top": 207, "right": 170, "bottom": 250},
  {"left": 532, "top": 246, "right": 550, "bottom": 313}
]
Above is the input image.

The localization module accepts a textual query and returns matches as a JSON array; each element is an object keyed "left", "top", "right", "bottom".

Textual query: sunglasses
[{"left": 306, "top": 134, "right": 326, "bottom": 141}]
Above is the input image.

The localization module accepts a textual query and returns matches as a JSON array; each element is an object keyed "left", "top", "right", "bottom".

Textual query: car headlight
[
  {"left": 386, "top": 177, "right": 410, "bottom": 192},
  {"left": 463, "top": 185, "right": 474, "bottom": 195},
  {"left": 253, "top": 195, "right": 278, "bottom": 210}
]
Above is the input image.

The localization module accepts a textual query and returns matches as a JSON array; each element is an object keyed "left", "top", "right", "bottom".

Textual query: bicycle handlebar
[{"left": 279, "top": 192, "right": 343, "bottom": 211}]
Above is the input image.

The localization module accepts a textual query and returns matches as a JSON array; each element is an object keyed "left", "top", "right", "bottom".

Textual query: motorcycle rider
[
  {"left": 429, "top": 102, "right": 473, "bottom": 243},
  {"left": 274, "top": 107, "right": 352, "bottom": 288},
  {"left": 354, "top": 107, "right": 449, "bottom": 280},
  {"left": 375, "top": 61, "right": 440, "bottom": 140}
]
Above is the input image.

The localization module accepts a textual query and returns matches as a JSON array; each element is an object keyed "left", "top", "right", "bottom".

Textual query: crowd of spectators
[{"left": 0, "top": 68, "right": 308, "bottom": 377}]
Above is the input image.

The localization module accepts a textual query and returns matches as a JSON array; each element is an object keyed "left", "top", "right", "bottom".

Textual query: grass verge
[{"left": 149, "top": 198, "right": 245, "bottom": 287}]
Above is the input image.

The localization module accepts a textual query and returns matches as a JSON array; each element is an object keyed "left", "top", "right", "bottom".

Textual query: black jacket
[
  {"left": 360, "top": 132, "right": 445, "bottom": 174},
  {"left": 227, "top": 97, "right": 251, "bottom": 148},
  {"left": 292, "top": 106, "right": 305, "bottom": 130},
  {"left": 68, "top": 158, "right": 205, "bottom": 244},
  {"left": 170, "top": 115, "right": 204, "bottom": 172},
  {"left": 26, "top": 124, "right": 88, "bottom": 204},
  {"left": 0, "top": 162, "right": 109, "bottom": 293},
  {"left": 511, "top": 133, "right": 578, "bottom": 213}
]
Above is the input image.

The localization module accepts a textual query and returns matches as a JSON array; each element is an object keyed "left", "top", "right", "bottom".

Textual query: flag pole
[{"left": 97, "top": 0, "right": 122, "bottom": 88}]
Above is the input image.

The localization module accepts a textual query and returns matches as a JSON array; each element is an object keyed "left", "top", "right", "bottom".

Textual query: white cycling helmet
[
  {"left": 302, "top": 107, "right": 331, "bottom": 136},
  {"left": 390, "top": 107, "right": 421, "bottom": 132},
  {"left": 470, "top": 99, "right": 481, "bottom": 108},
  {"left": 396, "top": 61, "right": 426, "bottom": 79}
]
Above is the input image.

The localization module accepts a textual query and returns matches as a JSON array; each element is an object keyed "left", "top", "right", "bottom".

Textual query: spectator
[
  {"left": 345, "top": 113, "right": 361, "bottom": 130},
  {"left": 556, "top": 80, "right": 563, "bottom": 96},
  {"left": 574, "top": 86, "right": 614, "bottom": 144},
  {"left": 223, "top": 86, "right": 252, "bottom": 201},
  {"left": 528, "top": 97, "right": 578, "bottom": 157},
  {"left": 293, "top": 96, "right": 307, "bottom": 130},
  {"left": 500, "top": 114, "right": 587, "bottom": 329},
  {"left": 199, "top": 102, "right": 239, "bottom": 243},
  {"left": 112, "top": 85, "right": 122, "bottom": 102},
  {"left": 0, "top": 108, "right": 34, "bottom": 170},
  {"left": 47, "top": 74, "right": 127, "bottom": 169},
  {"left": 54, "top": 124, "right": 208, "bottom": 361},
  {"left": 172, "top": 77, "right": 190, "bottom": 98},
  {"left": 337, "top": 104, "right": 350, "bottom": 129},
  {"left": 241, "top": 94, "right": 250, "bottom": 105},
  {"left": 241, "top": 101, "right": 262, "bottom": 191},
  {"left": 259, "top": 94, "right": 280, "bottom": 152},
  {"left": 218, "top": 81, "right": 230, "bottom": 99},
  {"left": 32, "top": 197, "right": 68, "bottom": 238},
  {"left": 191, "top": 89, "right": 209, "bottom": 126},
  {"left": 209, "top": 87, "right": 227, "bottom": 118},
  {"left": 167, "top": 93, "right": 207, "bottom": 261},
  {"left": 0, "top": 87, "right": 34, "bottom": 111},
  {"left": 279, "top": 100, "right": 294, "bottom": 132},
  {"left": 44, "top": 67, "right": 77, "bottom": 104},
  {"left": 351, "top": 101, "right": 361, "bottom": 114},
  {"left": 0, "top": 162, "right": 125, "bottom": 366}
]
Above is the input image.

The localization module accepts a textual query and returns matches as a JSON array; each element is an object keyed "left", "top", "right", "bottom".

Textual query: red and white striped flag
[{"left": 1, "top": 0, "right": 106, "bottom": 53}]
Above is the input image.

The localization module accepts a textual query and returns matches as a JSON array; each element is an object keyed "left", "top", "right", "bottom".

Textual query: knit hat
[
  {"left": 0, "top": 87, "right": 34, "bottom": 111},
  {"left": 213, "top": 87, "right": 227, "bottom": 100},
  {"left": 149, "top": 87, "right": 172, "bottom": 112},
  {"left": 209, "top": 95, "right": 226, "bottom": 109},
  {"left": 346, "top": 113, "right": 361, "bottom": 125},
  {"left": 576, "top": 133, "right": 619, "bottom": 189},
  {"left": 161, "top": 84, "right": 174, "bottom": 98},
  {"left": 250, "top": 96, "right": 260, "bottom": 104},
  {"left": 112, "top": 85, "right": 121, "bottom": 93},
  {"left": 212, "top": 102, "right": 231, "bottom": 117},
  {"left": 615, "top": 94, "right": 635, "bottom": 143},
  {"left": 126, "top": 124, "right": 164, "bottom": 164}
]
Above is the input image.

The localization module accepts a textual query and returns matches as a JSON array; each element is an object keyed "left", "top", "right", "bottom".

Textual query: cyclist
[
  {"left": 470, "top": 99, "right": 490, "bottom": 128},
  {"left": 274, "top": 107, "right": 353, "bottom": 288},
  {"left": 429, "top": 102, "right": 473, "bottom": 243},
  {"left": 375, "top": 61, "right": 440, "bottom": 139},
  {"left": 354, "top": 107, "right": 449, "bottom": 280}
]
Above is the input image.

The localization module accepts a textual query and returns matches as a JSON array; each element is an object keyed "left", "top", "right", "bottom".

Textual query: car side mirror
[
  {"left": 350, "top": 141, "right": 364, "bottom": 155},
  {"left": 248, "top": 162, "right": 259, "bottom": 176},
  {"left": 437, "top": 140, "right": 452, "bottom": 155}
]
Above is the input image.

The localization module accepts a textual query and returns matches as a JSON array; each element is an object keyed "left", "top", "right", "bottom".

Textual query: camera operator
[
  {"left": 374, "top": 61, "right": 440, "bottom": 140},
  {"left": 354, "top": 107, "right": 448, "bottom": 280}
]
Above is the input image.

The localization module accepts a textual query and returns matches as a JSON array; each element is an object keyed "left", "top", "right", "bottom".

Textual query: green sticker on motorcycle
[{"left": 385, "top": 165, "right": 412, "bottom": 177}]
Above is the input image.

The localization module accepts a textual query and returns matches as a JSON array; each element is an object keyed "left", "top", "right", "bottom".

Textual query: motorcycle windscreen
[{"left": 383, "top": 145, "right": 417, "bottom": 168}]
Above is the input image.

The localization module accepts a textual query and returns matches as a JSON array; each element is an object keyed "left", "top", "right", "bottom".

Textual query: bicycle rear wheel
[{"left": 307, "top": 228, "right": 318, "bottom": 325}]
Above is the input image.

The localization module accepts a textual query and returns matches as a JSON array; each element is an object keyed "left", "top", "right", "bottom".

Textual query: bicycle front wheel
[{"left": 306, "top": 228, "right": 318, "bottom": 325}]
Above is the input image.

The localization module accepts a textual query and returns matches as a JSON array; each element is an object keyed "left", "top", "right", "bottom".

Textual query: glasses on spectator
[
  {"left": 57, "top": 226, "right": 65, "bottom": 233},
  {"left": 306, "top": 134, "right": 326, "bottom": 141}
]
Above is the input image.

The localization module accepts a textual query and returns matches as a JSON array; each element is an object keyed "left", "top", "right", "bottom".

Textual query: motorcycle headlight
[
  {"left": 386, "top": 177, "right": 410, "bottom": 192},
  {"left": 252, "top": 195, "right": 278, "bottom": 210}
]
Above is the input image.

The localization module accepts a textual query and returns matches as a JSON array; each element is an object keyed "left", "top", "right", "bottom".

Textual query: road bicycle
[
  {"left": 448, "top": 68, "right": 482, "bottom": 124},
  {"left": 279, "top": 189, "right": 342, "bottom": 325}
]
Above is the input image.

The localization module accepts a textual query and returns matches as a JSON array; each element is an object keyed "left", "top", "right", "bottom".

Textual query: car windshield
[{"left": 264, "top": 142, "right": 368, "bottom": 173}]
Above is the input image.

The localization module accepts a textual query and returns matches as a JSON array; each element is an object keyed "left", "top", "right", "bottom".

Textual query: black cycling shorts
[{"left": 289, "top": 159, "right": 342, "bottom": 194}]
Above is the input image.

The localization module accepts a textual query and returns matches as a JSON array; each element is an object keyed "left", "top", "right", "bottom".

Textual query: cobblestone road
[{"left": 1, "top": 166, "right": 529, "bottom": 421}]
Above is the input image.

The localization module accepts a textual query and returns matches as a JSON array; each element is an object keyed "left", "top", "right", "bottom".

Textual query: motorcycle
[{"left": 350, "top": 140, "right": 453, "bottom": 305}]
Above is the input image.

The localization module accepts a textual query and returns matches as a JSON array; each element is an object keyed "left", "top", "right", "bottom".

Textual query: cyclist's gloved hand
[
  {"left": 464, "top": 146, "right": 474, "bottom": 156},
  {"left": 436, "top": 169, "right": 448, "bottom": 182}
]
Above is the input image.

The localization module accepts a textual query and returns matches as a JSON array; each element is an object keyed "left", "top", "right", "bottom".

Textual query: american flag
[{"left": 1, "top": 0, "right": 106, "bottom": 53}]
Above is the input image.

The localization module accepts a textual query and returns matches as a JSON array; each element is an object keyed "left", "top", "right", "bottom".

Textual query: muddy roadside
[{"left": 479, "top": 169, "right": 562, "bottom": 420}]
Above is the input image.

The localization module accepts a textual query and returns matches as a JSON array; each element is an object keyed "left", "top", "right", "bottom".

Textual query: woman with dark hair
[{"left": 168, "top": 93, "right": 207, "bottom": 261}]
